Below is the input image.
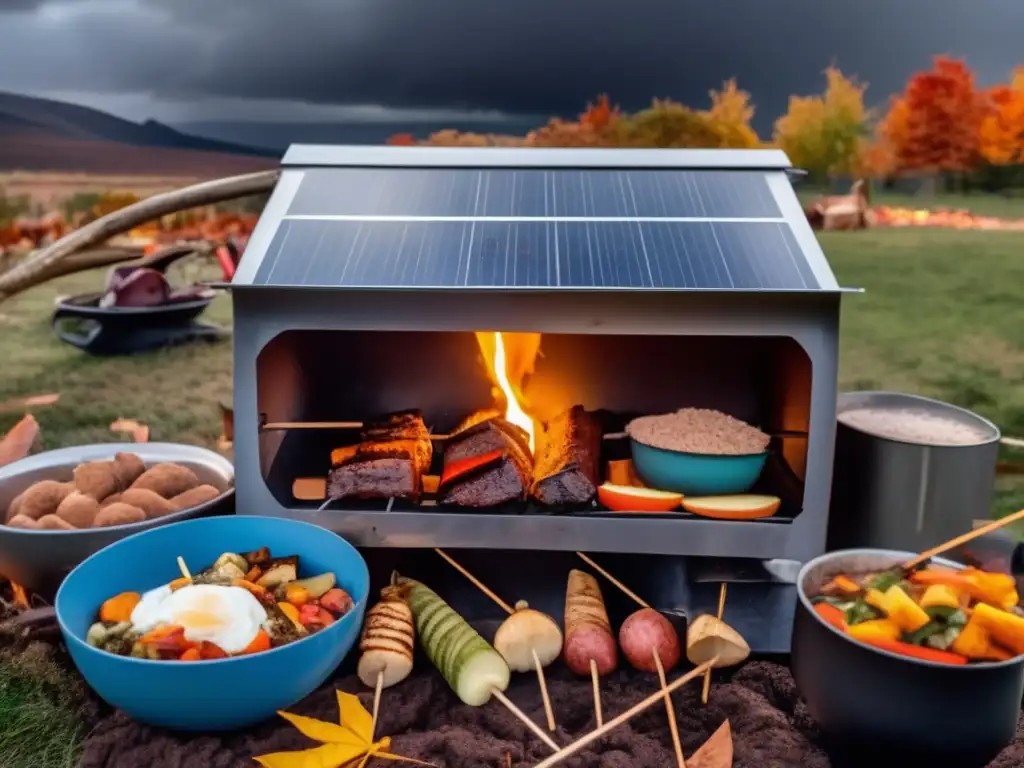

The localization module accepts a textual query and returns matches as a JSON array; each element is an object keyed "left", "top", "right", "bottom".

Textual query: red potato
[
  {"left": 619, "top": 608, "right": 682, "bottom": 673},
  {"left": 563, "top": 569, "right": 618, "bottom": 676}
]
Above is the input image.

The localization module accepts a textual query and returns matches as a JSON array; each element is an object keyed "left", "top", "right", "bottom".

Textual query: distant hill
[
  {"left": 0, "top": 91, "right": 278, "bottom": 175},
  {"left": 173, "top": 117, "right": 548, "bottom": 152}
]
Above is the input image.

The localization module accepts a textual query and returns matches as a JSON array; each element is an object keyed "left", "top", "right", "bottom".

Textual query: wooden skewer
[
  {"left": 701, "top": 583, "right": 728, "bottom": 705},
  {"left": 435, "top": 548, "right": 557, "bottom": 733},
  {"left": 533, "top": 659, "right": 716, "bottom": 768},
  {"left": 262, "top": 420, "right": 451, "bottom": 440},
  {"left": 654, "top": 650, "right": 686, "bottom": 768},
  {"left": 575, "top": 552, "right": 650, "bottom": 609},
  {"left": 370, "top": 671, "right": 384, "bottom": 743},
  {"left": 491, "top": 689, "right": 560, "bottom": 752},
  {"left": 904, "top": 506, "right": 1024, "bottom": 570},
  {"left": 434, "top": 548, "right": 515, "bottom": 615},
  {"left": 590, "top": 659, "right": 603, "bottom": 728},
  {"left": 176, "top": 556, "right": 192, "bottom": 581},
  {"left": 532, "top": 647, "right": 557, "bottom": 732}
]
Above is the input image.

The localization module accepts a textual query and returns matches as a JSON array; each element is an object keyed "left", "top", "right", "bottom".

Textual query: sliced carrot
[
  {"left": 244, "top": 566, "right": 262, "bottom": 583},
  {"left": 240, "top": 629, "right": 271, "bottom": 655},
  {"left": 99, "top": 592, "right": 141, "bottom": 623},
  {"left": 814, "top": 603, "right": 847, "bottom": 631},
  {"left": 169, "top": 577, "right": 191, "bottom": 591},
  {"left": 198, "top": 641, "right": 228, "bottom": 659},
  {"left": 856, "top": 636, "right": 968, "bottom": 665},
  {"left": 139, "top": 625, "right": 184, "bottom": 644},
  {"left": 910, "top": 568, "right": 972, "bottom": 589},
  {"left": 284, "top": 584, "right": 311, "bottom": 607},
  {"left": 232, "top": 579, "right": 268, "bottom": 597},
  {"left": 823, "top": 575, "right": 862, "bottom": 595},
  {"left": 179, "top": 647, "right": 201, "bottom": 661}
]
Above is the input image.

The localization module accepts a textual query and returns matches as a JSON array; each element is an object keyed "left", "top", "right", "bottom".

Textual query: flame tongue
[{"left": 475, "top": 331, "right": 540, "bottom": 452}]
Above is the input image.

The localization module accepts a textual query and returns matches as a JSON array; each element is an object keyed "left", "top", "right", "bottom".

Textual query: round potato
[
  {"left": 619, "top": 608, "right": 682, "bottom": 673},
  {"left": 564, "top": 626, "right": 618, "bottom": 676}
]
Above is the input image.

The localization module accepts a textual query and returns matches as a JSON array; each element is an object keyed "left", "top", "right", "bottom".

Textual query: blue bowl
[
  {"left": 630, "top": 439, "right": 768, "bottom": 496},
  {"left": 55, "top": 515, "right": 369, "bottom": 731}
]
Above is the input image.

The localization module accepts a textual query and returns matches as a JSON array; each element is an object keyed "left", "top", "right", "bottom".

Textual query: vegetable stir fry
[
  {"left": 87, "top": 547, "right": 354, "bottom": 661},
  {"left": 813, "top": 565, "right": 1023, "bottom": 665}
]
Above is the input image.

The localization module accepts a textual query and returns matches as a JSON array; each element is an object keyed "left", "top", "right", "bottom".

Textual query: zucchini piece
[{"left": 400, "top": 576, "right": 510, "bottom": 706}]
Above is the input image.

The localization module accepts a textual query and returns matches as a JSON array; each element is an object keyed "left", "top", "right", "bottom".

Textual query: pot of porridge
[{"left": 827, "top": 391, "right": 1001, "bottom": 552}]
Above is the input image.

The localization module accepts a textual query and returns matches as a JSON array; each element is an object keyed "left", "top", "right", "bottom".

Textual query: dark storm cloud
[{"left": 2, "top": 0, "right": 1023, "bottom": 125}]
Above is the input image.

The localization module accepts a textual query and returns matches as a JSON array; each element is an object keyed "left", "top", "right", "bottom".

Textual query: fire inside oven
[{"left": 256, "top": 329, "right": 811, "bottom": 520}]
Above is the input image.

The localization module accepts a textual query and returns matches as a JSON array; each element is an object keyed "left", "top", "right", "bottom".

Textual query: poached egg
[{"left": 130, "top": 583, "right": 269, "bottom": 654}]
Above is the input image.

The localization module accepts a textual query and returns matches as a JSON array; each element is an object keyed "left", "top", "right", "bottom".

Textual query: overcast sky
[{"left": 0, "top": 0, "right": 1021, "bottom": 129}]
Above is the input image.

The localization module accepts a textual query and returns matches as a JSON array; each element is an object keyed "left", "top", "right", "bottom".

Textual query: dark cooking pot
[{"left": 793, "top": 548, "right": 1024, "bottom": 767}]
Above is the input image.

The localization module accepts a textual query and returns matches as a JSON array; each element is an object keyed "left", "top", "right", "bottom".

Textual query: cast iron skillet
[{"left": 792, "top": 548, "right": 1024, "bottom": 768}]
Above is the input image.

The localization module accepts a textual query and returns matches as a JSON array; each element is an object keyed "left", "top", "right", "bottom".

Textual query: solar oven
[{"left": 228, "top": 145, "right": 853, "bottom": 651}]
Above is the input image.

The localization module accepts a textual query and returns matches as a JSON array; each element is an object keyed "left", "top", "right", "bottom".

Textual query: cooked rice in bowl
[{"left": 626, "top": 408, "right": 770, "bottom": 455}]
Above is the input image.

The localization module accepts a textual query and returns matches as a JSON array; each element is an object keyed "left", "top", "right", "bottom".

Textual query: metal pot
[
  {"left": 828, "top": 391, "right": 1000, "bottom": 552},
  {"left": 0, "top": 442, "right": 234, "bottom": 595},
  {"left": 792, "top": 548, "right": 1024, "bottom": 767}
]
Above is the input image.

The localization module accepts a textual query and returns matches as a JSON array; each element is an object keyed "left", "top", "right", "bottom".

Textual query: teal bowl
[
  {"left": 55, "top": 515, "right": 369, "bottom": 731},
  {"left": 630, "top": 439, "right": 768, "bottom": 495}
]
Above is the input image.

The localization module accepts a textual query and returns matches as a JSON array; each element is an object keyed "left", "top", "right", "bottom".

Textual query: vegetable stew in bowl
[{"left": 811, "top": 563, "right": 1022, "bottom": 665}]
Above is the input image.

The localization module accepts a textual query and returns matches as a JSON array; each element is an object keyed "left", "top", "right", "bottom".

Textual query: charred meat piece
[
  {"left": 361, "top": 409, "right": 432, "bottom": 472},
  {"left": 327, "top": 440, "right": 424, "bottom": 501},
  {"left": 531, "top": 405, "right": 601, "bottom": 506},
  {"left": 440, "top": 414, "right": 533, "bottom": 507}
]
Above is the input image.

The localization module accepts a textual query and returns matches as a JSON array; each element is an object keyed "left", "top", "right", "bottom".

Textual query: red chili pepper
[
  {"left": 814, "top": 602, "right": 847, "bottom": 631},
  {"left": 440, "top": 449, "right": 505, "bottom": 488},
  {"left": 857, "top": 636, "right": 969, "bottom": 665}
]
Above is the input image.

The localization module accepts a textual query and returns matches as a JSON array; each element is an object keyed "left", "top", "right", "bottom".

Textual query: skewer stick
[
  {"left": 176, "top": 556, "right": 192, "bottom": 581},
  {"left": 261, "top": 420, "right": 451, "bottom": 440},
  {"left": 533, "top": 659, "right": 716, "bottom": 768},
  {"left": 434, "top": 548, "right": 515, "bottom": 615},
  {"left": 904, "top": 506, "right": 1024, "bottom": 570},
  {"left": 701, "top": 583, "right": 728, "bottom": 705},
  {"left": 370, "top": 671, "right": 384, "bottom": 743},
  {"left": 533, "top": 648, "right": 557, "bottom": 732},
  {"left": 575, "top": 552, "right": 650, "bottom": 609},
  {"left": 435, "top": 548, "right": 558, "bottom": 733},
  {"left": 654, "top": 650, "right": 686, "bottom": 768},
  {"left": 491, "top": 689, "right": 560, "bottom": 752},
  {"left": 590, "top": 659, "right": 603, "bottom": 727}
]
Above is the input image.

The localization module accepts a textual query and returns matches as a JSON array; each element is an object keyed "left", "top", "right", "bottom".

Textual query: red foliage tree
[{"left": 894, "top": 56, "right": 986, "bottom": 173}]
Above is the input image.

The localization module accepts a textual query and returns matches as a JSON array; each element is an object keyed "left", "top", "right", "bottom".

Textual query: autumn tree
[
  {"left": 528, "top": 95, "right": 623, "bottom": 147},
  {"left": 701, "top": 80, "right": 761, "bottom": 148},
  {"left": 978, "top": 68, "right": 1024, "bottom": 166},
  {"left": 616, "top": 99, "right": 720, "bottom": 148},
  {"left": 890, "top": 56, "right": 985, "bottom": 173},
  {"left": 773, "top": 66, "right": 869, "bottom": 180}
]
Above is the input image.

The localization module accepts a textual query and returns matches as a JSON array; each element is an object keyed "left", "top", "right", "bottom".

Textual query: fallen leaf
[
  {"left": 253, "top": 690, "right": 436, "bottom": 768},
  {"left": 689, "top": 720, "right": 733, "bottom": 768},
  {"left": 0, "top": 414, "right": 40, "bottom": 468},
  {"left": 0, "top": 393, "right": 59, "bottom": 414},
  {"left": 110, "top": 418, "right": 150, "bottom": 443}
]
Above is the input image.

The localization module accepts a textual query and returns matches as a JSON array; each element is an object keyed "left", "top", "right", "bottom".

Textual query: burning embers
[{"left": 324, "top": 332, "right": 601, "bottom": 510}]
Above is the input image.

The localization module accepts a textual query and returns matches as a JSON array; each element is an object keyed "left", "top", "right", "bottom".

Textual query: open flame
[{"left": 474, "top": 331, "right": 541, "bottom": 451}]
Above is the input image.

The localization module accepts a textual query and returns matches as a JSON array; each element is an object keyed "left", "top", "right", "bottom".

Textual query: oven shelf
[{"left": 256, "top": 505, "right": 798, "bottom": 558}]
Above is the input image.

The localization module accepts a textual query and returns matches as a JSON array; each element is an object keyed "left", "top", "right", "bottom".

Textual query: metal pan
[{"left": 0, "top": 442, "right": 234, "bottom": 594}]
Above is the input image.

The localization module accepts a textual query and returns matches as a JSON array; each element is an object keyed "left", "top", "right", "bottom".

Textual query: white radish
[{"left": 493, "top": 600, "right": 563, "bottom": 673}]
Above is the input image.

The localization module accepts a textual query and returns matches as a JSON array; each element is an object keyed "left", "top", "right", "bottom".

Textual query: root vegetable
[
  {"left": 686, "top": 615, "right": 750, "bottom": 669},
  {"left": 169, "top": 484, "right": 221, "bottom": 511},
  {"left": 256, "top": 558, "right": 299, "bottom": 589},
  {"left": 493, "top": 600, "right": 563, "bottom": 673},
  {"left": 320, "top": 588, "right": 354, "bottom": 616},
  {"left": 400, "top": 576, "right": 510, "bottom": 706},
  {"left": 15, "top": 480, "right": 74, "bottom": 520},
  {"left": 36, "top": 514, "right": 76, "bottom": 530},
  {"left": 619, "top": 608, "right": 682, "bottom": 673},
  {"left": 73, "top": 461, "right": 122, "bottom": 501},
  {"left": 5, "top": 490, "right": 24, "bottom": 522},
  {"left": 130, "top": 463, "right": 199, "bottom": 499},
  {"left": 282, "top": 572, "right": 336, "bottom": 599},
  {"left": 6, "top": 514, "right": 39, "bottom": 529},
  {"left": 358, "top": 585, "right": 416, "bottom": 689},
  {"left": 100, "top": 493, "right": 122, "bottom": 508},
  {"left": 93, "top": 503, "right": 146, "bottom": 527},
  {"left": 563, "top": 569, "right": 617, "bottom": 675},
  {"left": 120, "top": 488, "right": 175, "bottom": 518},
  {"left": 100, "top": 592, "right": 141, "bottom": 623},
  {"left": 55, "top": 491, "right": 101, "bottom": 528},
  {"left": 113, "top": 452, "right": 146, "bottom": 488}
]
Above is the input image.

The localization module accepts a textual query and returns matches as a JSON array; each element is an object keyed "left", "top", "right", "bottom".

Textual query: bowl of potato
[{"left": 0, "top": 443, "right": 234, "bottom": 594}]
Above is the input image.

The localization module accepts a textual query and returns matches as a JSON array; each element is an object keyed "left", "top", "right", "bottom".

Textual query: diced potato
[
  {"left": 256, "top": 557, "right": 299, "bottom": 589},
  {"left": 280, "top": 572, "right": 336, "bottom": 599}
]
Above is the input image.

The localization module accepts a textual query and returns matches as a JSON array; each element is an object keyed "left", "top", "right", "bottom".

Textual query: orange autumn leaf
[
  {"left": 0, "top": 414, "right": 40, "bottom": 468},
  {"left": 110, "top": 418, "right": 150, "bottom": 443},
  {"left": 689, "top": 719, "right": 734, "bottom": 768},
  {"left": 0, "top": 393, "right": 60, "bottom": 414}
]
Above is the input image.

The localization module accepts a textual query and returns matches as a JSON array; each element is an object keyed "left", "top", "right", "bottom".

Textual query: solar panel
[
  {"left": 253, "top": 219, "right": 818, "bottom": 290},
  {"left": 286, "top": 168, "right": 781, "bottom": 219}
]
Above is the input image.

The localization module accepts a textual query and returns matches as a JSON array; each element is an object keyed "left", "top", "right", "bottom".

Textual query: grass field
[{"left": 0, "top": 226, "right": 1023, "bottom": 766}]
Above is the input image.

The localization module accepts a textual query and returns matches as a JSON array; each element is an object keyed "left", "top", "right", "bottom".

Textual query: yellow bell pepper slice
[
  {"left": 920, "top": 584, "right": 961, "bottom": 611},
  {"left": 972, "top": 603, "right": 1024, "bottom": 656},
  {"left": 883, "top": 585, "right": 931, "bottom": 632},
  {"left": 847, "top": 619, "right": 902, "bottom": 644}
]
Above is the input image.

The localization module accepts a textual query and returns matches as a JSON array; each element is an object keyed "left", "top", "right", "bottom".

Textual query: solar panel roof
[{"left": 234, "top": 146, "right": 840, "bottom": 292}]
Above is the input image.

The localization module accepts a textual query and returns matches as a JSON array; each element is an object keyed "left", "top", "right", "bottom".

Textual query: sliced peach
[
  {"left": 598, "top": 483, "right": 683, "bottom": 512},
  {"left": 681, "top": 494, "right": 781, "bottom": 520}
]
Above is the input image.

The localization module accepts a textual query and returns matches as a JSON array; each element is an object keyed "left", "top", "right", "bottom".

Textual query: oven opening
[{"left": 256, "top": 330, "right": 811, "bottom": 522}]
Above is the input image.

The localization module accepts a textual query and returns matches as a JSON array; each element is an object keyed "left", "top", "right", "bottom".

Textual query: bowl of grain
[{"left": 625, "top": 408, "right": 771, "bottom": 495}]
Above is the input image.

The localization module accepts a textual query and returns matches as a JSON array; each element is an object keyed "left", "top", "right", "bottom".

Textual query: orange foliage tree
[
  {"left": 701, "top": 79, "right": 762, "bottom": 148},
  {"left": 979, "top": 67, "right": 1024, "bottom": 166},
  {"left": 616, "top": 98, "right": 720, "bottom": 148},
  {"left": 529, "top": 94, "right": 624, "bottom": 147},
  {"left": 890, "top": 56, "right": 985, "bottom": 173}
]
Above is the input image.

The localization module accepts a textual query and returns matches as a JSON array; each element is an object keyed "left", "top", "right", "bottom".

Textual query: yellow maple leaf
[{"left": 254, "top": 690, "right": 436, "bottom": 768}]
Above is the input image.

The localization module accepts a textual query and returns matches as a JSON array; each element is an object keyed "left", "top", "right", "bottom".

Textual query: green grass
[{"left": 1, "top": 228, "right": 1024, "bottom": 764}]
